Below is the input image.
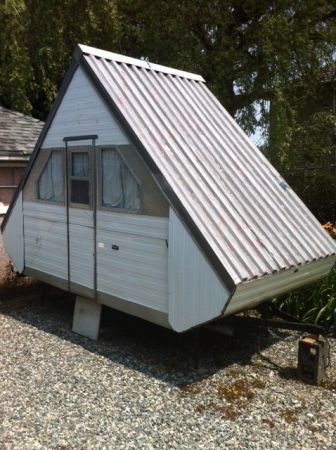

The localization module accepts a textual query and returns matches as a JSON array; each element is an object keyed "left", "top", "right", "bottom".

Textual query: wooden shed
[
  {"left": 2, "top": 45, "right": 336, "bottom": 339},
  {"left": 0, "top": 106, "right": 43, "bottom": 211}
]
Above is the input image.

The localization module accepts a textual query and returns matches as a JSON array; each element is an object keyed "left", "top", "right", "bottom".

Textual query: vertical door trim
[{"left": 63, "top": 135, "right": 98, "bottom": 299}]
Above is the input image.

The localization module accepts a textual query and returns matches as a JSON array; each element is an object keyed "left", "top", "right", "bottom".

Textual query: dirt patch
[
  {"left": 179, "top": 382, "right": 204, "bottom": 397},
  {"left": 217, "top": 379, "right": 255, "bottom": 402},
  {"left": 0, "top": 219, "right": 40, "bottom": 297}
]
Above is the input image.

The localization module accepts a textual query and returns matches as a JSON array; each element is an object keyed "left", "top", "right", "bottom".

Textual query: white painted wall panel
[
  {"left": 97, "top": 212, "right": 169, "bottom": 312},
  {"left": 168, "top": 208, "right": 230, "bottom": 332},
  {"left": 23, "top": 202, "right": 67, "bottom": 279},
  {"left": 23, "top": 201, "right": 168, "bottom": 313},
  {"left": 23, "top": 203, "right": 94, "bottom": 287},
  {"left": 97, "top": 210, "right": 168, "bottom": 239},
  {"left": 3, "top": 191, "right": 24, "bottom": 273},
  {"left": 68, "top": 208, "right": 94, "bottom": 289},
  {"left": 41, "top": 66, "right": 130, "bottom": 148}
]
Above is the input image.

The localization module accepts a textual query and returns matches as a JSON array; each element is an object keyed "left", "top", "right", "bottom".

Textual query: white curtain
[
  {"left": 72, "top": 152, "right": 89, "bottom": 177},
  {"left": 102, "top": 149, "right": 139, "bottom": 209},
  {"left": 38, "top": 151, "right": 64, "bottom": 202}
]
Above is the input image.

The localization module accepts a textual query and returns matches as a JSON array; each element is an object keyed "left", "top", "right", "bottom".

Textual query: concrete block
[{"left": 73, "top": 296, "right": 102, "bottom": 340}]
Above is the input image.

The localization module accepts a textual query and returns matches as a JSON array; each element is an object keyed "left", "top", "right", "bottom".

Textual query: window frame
[
  {"left": 36, "top": 149, "right": 65, "bottom": 205},
  {"left": 68, "top": 146, "right": 93, "bottom": 209},
  {"left": 98, "top": 145, "right": 142, "bottom": 214}
]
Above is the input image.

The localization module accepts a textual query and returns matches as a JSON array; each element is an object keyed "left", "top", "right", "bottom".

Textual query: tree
[
  {"left": 1, "top": 0, "right": 335, "bottom": 135},
  {"left": 117, "top": 0, "right": 336, "bottom": 135},
  {"left": 0, "top": 0, "right": 33, "bottom": 113},
  {"left": 25, "top": 0, "right": 120, "bottom": 119},
  {"left": 284, "top": 111, "right": 336, "bottom": 221},
  {"left": 0, "top": 0, "right": 120, "bottom": 119}
]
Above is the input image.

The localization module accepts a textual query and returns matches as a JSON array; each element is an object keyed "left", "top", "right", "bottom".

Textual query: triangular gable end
[{"left": 41, "top": 65, "right": 130, "bottom": 149}]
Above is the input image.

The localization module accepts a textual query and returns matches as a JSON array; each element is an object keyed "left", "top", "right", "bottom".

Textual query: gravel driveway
[{"left": 0, "top": 293, "right": 335, "bottom": 449}]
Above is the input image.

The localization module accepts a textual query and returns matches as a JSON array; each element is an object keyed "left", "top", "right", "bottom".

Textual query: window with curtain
[
  {"left": 101, "top": 149, "right": 140, "bottom": 210},
  {"left": 38, "top": 151, "right": 64, "bottom": 202}
]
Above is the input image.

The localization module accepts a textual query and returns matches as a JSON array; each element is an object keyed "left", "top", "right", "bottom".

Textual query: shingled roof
[{"left": 0, "top": 106, "right": 43, "bottom": 157}]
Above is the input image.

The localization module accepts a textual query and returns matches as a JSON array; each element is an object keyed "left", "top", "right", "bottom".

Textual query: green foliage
[
  {"left": 278, "top": 111, "right": 336, "bottom": 221},
  {"left": 1, "top": 0, "right": 336, "bottom": 131},
  {"left": 0, "top": 0, "right": 120, "bottom": 119},
  {"left": 0, "top": 0, "right": 33, "bottom": 113},
  {"left": 118, "top": 0, "right": 336, "bottom": 134},
  {"left": 274, "top": 266, "right": 336, "bottom": 328},
  {"left": 25, "top": 0, "right": 120, "bottom": 119},
  {"left": 266, "top": 86, "right": 296, "bottom": 167}
]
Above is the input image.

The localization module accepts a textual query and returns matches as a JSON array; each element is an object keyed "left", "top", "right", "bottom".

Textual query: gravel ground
[{"left": 0, "top": 294, "right": 336, "bottom": 449}]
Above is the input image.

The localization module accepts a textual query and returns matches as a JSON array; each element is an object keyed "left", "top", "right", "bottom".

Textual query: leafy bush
[
  {"left": 274, "top": 223, "right": 336, "bottom": 328},
  {"left": 273, "top": 267, "right": 336, "bottom": 327}
]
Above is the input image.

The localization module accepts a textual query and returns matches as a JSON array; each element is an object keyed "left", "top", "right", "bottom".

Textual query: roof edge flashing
[{"left": 77, "top": 44, "right": 205, "bottom": 82}]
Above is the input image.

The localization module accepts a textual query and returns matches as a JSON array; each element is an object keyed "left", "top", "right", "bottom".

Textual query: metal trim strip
[{"left": 76, "top": 44, "right": 205, "bottom": 82}]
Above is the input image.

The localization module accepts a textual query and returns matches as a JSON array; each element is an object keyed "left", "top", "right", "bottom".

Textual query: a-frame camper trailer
[{"left": 2, "top": 45, "right": 336, "bottom": 339}]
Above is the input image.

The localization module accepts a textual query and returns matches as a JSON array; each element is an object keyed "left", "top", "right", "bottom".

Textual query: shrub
[{"left": 273, "top": 222, "right": 336, "bottom": 328}]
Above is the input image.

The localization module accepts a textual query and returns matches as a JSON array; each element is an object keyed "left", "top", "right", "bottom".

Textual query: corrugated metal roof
[
  {"left": 0, "top": 106, "right": 43, "bottom": 156},
  {"left": 82, "top": 48, "right": 336, "bottom": 285}
]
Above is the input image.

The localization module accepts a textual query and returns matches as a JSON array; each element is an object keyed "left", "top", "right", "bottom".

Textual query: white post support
[{"left": 72, "top": 296, "right": 102, "bottom": 340}]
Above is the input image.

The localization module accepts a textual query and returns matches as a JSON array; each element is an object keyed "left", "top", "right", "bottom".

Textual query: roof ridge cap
[{"left": 76, "top": 44, "right": 205, "bottom": 82}]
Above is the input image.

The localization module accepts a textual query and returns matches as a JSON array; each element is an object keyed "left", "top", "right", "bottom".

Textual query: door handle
[{"left": 111, "top": 244, "right": 119, "bottom": 250}]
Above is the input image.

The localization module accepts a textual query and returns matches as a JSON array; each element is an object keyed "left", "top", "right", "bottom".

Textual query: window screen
[
  {"left": 71, "top": 179, "right": 90, "bottom": 204},
  {"left": 72, "top": 153, "right": 89, "bottom": 177},
  {"left": 102, "top": 149, "right": 140, "bottom": 210},
  {"left": 38, "top": 151, "right": 64, "bottom": 202},
  {"left": 70, "top": 150, "right": 90, "bottom": 205}
]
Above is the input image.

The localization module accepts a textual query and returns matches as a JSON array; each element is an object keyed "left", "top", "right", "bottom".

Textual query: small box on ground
[{"left": 297, "top": 334, "right": 329, "bottom": 385}]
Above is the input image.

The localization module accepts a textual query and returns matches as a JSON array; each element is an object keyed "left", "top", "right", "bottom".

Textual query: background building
[{"left": 0, "top": 106, "right": 43, "bottom": 213}]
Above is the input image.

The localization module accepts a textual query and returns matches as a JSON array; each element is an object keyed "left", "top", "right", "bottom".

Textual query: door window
[{"left": 69, "top": 151, "right": 91, "bottom": 205}]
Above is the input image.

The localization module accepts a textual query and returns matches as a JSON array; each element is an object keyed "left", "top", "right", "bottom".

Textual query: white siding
[
  {"left": 23, "top": 202, "right": 67, "bottom": 279},
  {"left": 97, "top": 210, "right": 169, "bottom": 312},
  {"left": 23, "top": 202, "right": 94, "bottom": 288},
  {"left": 41, "top": 66, "right": 130, "bottom": 148},
  {"left": 69, "top": 208, "right": 94, "bottom": 289},
  {"left": 23, "top": 201, "right": 169, "bottom": 314},
  {"left": 3, "top": 191, "right": 24, "bottom": 273},
  {"left": 168, "top": 208, "right": 230, "bottom": 332}
]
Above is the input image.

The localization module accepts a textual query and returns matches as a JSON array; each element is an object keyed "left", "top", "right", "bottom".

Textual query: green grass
[{"left": 273, "top": 266, "right": 336, "bottom": 328}]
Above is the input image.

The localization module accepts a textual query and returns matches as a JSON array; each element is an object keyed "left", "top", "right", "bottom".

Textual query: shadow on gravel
[{"left": 0, "top": 293, "right": 275, "bottom": 386}]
